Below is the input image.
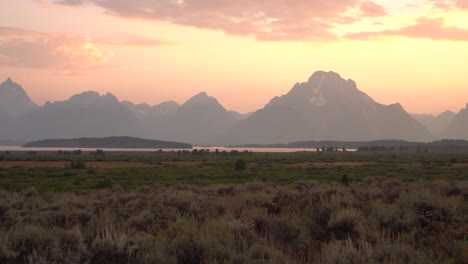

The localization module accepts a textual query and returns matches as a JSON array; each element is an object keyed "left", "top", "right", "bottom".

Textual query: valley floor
[{"left": 0, "top": 151, "right": 467, "bottom": 263}]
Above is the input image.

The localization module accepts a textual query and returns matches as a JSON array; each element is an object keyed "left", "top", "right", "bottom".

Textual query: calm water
[{"left": 0, "top": 146, "right": 329, "bottom": 153}]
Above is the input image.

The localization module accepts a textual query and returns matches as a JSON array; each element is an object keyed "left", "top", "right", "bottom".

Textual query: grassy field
[
  {"left": 0, "top": 150, "right": 467, "bottom": 263},
  {"left": 0, "top": 150, "right": 467, "bottom": 192}
]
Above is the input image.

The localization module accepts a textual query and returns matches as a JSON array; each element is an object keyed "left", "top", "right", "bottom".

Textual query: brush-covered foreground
[{"left": 0, "top": 180, "right": 467, "bottom": 264}]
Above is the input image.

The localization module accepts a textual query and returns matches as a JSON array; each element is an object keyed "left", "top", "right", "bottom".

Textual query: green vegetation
[{"left": 0, "top": 151, "right": 467, "bottom": 192}]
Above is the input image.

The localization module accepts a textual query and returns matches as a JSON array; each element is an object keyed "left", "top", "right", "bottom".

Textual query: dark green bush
[{"left": 95, "top": 179, "right": 113, "bottom": 189}]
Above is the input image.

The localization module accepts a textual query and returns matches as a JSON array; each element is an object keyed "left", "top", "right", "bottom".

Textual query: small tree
[{"left": 235, "top": 159, "right": 247, "bottom": 172}]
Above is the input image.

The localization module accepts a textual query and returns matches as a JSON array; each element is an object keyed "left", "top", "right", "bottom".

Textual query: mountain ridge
[{"left": 1, "top": 72, "right": 466, "bottom": 144}]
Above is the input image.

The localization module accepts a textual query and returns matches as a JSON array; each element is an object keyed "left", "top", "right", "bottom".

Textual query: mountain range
[{"left": 1, "top": 71, "right": 467, "bottom": 145}]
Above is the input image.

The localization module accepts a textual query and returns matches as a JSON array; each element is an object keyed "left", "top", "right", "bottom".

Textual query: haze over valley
[{"left": 1, "top": 71, "right": 467, "bottom": 145}]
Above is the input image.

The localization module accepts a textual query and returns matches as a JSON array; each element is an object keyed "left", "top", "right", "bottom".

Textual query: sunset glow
[{"left": 1, "top": 0, "right": 467, "bottom": 114}]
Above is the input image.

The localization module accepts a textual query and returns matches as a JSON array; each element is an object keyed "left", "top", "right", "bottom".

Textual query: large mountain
[
  {"left": 443, "top": 103, "right": 468, "bottom": 140},
  {"left": 218, "top": 71, "right": 432, "bottom": 144},
  {"left": 0, "top": 78, "right": 38, "bottom": 119},
  {"left": 15, "top": 91, "right": 140, "bottom": 141},
  {"left": 0, "top": 78, "right": 39, "bottom": 139},
  {"left": 412, "top": 111, "right": 456, "bottom": 137}
]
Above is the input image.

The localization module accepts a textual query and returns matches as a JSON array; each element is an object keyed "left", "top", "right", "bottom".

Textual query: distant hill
[
  {"left": 23, "top": 136, "right": 192, "bottom": 149},
  {"left": 219, "top": 71, "right": 431, "bottom": 144},
  {"left": 0, "top": 140, "right": 26, "bottom": 146}
]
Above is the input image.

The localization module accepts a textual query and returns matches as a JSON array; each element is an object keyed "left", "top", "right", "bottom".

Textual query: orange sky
[{"left": 1, "top": 0, "right": 467, "bottom": 114}]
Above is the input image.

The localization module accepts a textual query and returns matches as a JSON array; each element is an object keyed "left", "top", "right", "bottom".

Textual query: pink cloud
[
  {"left": 360, "top": 1, "right": 387, "bottom": 17},
  {"left": 0, "top": 26, "right": 43, "bottom": 39},
  {"left": 53, "top": 0, "right": 368, "bottom": 41},
  {"left": 427, "top": 0, "right": 468, "bottom": 9},
  {"left": 97, "top": 35, "right": 172, "bottom": 47},
  {"left": 0, "top": 26, "right": 169, "bottom": 75},
  {"left": 0, "top": 27, "right": 113, "bottom": 75},
  {"left": 346, "top": 17, "right": 468, "bottom": 41}
]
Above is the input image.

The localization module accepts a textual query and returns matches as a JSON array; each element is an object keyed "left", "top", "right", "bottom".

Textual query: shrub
[
  {"left": 9, "top": 225, "right": 90, "bottom": 263},
  {"left": 328, "top": 208, "right": 361, "bottom": 239},
  {"left": 0, "top": 180, "right": 465, "bottom": 263},
  {"left": 270, "top": 219, "right": 301, "bottom": 247},
  {"left": 372, "top": 242, "right": 431, "bottom": 264},
  {"left": 172, "top": 236, "right": 204, "bottom": 264},
  {"left": 320, "top": 238, "right": 373, "bottom": 264},
  {"left": 235, "top": 159, "right": 247, "bottom": 172},
  {"left": 95, "top": 179, "right": 113, "bottom": 189},
  {"left": 248, "top": 243, "right": 286, "bottom": 263}
]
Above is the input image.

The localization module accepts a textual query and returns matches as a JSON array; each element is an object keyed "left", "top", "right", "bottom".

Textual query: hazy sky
[{"left": 1, "top": 0, "right": 467, "bottom": 114}]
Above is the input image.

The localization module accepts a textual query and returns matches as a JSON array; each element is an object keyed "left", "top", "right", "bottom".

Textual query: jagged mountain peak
[
  {"left": 188, "top": 91, "right": 210, "bottom": 101},
  {"left": 2, "top": 77, "right": 13, "bottom": 84},
  {"left": 151, "top": 100, "right": 180, "bottom": 114},
  {"left": 0, "top": 77, "right": 38, "bottom": 118},
  {"left": 121, "top": 100, "right": 151, "bottom": 109},
  {"left": 308, "top": 70, "right": 342, "bottom": 82},
  {"left": 266, "top": 71, "right": 375, "bottom": 109},
  {"left": 307, "top": 71, "right": 357, "bottom": 89},
  {"left": 195, "top": 91, "right": 208, "bottom": 97},
  {"left": 387, "top": 103, "right": 404, "bottom": 109},
  {"left": 0, "top": 77, "right": 30, "bottom": 97},
  {"left": 156, "top": 100, "right": 180, "bottom": 108},
  {"left": 183, "top": 92, "right": 223, "bottom": 108},
  {"left": 67, "top": 91, "right": 119, "bottom": 105},
  {"left": 438, "top": 110, "right": 456, "bottom": 119}
]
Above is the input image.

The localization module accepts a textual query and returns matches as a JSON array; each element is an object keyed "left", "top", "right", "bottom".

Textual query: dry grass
[{"left": 0, "top": 180, "right": 467, "bottom": 263}]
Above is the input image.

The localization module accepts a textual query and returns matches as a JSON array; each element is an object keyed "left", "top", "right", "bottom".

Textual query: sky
[{"left": 0, "top": 0, "right": 467, "bottom": 115}]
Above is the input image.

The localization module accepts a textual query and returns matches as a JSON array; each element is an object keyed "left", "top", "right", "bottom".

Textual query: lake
[{"left": 0, "top": 146, "right": 348, "bottom": 153}]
